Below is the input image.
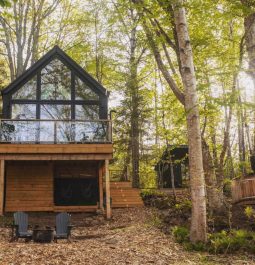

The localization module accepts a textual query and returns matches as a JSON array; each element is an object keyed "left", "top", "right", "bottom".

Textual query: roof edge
[{"left": 2, "top": 45, "right": 108, "bottom": 96}]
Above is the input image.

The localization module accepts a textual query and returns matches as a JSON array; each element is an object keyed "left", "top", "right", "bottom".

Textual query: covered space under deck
[{"left": 0, "top": 144, "right": 113, "bottom": 217}]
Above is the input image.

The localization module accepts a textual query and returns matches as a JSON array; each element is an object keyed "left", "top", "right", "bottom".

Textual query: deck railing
[{"left": 0, "top": 119, "right": 112, "bottom": 144}]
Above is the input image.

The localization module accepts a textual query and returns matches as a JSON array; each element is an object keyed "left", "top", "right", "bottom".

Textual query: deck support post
[
  {"left": 0, "top": 160, "right": 5, "bottom": 216},
  {"left": 105, "top": 159, "right": 111, "bottom": 219},
  {"left": 99, "top": 162, "right": 104, "bottom": 210}
]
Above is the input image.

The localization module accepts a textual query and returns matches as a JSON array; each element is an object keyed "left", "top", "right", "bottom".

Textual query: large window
[
  {"left": 10, "top": 58, "right": 101, "bottom": 120},
  {"left": 41, "top": 105, "right": 71, "bottom": 120},
  {"left": 75, "top": 76, "right": 99, "bottom": 100},
  {"left": 12, "top": 76, "right": 37, "bottom": 100},
  {"left": 12, "top": 104, "right": 36, "bottom": 119},
  {"left": 75, "top": 105, "right": 99, "bottom": 120},
  {"left": 41, "top": 59, "right": 71, "bottom": 100}
]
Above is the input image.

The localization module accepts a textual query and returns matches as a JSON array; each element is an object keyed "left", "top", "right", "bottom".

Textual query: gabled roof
[{"left": 1, "top": 45, "right": 108, "bottom": 96}]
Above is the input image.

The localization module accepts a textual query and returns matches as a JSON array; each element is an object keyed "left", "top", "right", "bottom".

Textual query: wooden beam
[
  {"left": 0, "top": 144, "right": 113, "bottom": 154},
  {"left": 98, "top": 163, "right": 104, "bottom": 210},
  {"left": 0, "top": 154, "right": 112, "bottom": 160},
  {"left": 105, "top": 159, "right": 111, "bottom": 219},
  {"left": 0, "top": 160, "right": 5, "bottom": 216}
]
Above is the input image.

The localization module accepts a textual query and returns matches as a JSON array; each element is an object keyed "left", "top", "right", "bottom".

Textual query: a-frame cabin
[{"left": 0, "top": 46, "right": 113, "bottom": 218}]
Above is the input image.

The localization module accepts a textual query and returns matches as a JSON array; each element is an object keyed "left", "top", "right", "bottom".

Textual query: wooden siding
[
  {"left": 0, "top": 144, "right": 113, "bottom": 154},
  {"left": 5, "top": 161, "right": 101, "bottom": 212},
  {"left": 0, "top": 154, "right": 112, "bottom": 160},
  {"left": 232, "top": 178, "right": 255, "bottom": 204},
  {"left": 5, "top": 161, "right": 54, "bottom": 212},
  {"left": 0, "top": 160, "right": 4, "bottom": 215},
  {"left": 5, "top": 162, "right": 143, "bottom": 212}
]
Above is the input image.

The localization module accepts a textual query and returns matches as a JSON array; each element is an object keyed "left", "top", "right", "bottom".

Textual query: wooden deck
[
  {"left": 110, "top": 182, "right": 143, "bottom": 208},
  {"left": 232, "top": 177, "right": 255, "bottom": 204},
  {"left": 0, "top": 144, "right": 113, "bottom": 160}
]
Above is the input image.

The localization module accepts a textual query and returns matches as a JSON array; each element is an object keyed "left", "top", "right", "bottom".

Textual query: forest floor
[{"left": 0, "top": 207, "right": 254, "bottom": 265}]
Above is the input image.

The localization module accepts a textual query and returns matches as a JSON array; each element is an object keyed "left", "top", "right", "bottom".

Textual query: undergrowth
[{"left": 172, "top": 226, "right": 255, "bottom": 254}]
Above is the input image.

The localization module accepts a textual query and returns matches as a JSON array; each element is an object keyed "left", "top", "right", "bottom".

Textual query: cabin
[
  {"left": 0, "top": 46, "right": 115, "bottom": 217},
  {"left": 155, "top": 145, "right": 189, "bottom": 192}
]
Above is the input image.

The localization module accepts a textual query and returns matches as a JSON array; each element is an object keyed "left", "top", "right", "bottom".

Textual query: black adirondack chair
[
  {"left": 54, "top": 212, "right": 73, "bottom": 242},
  {"left": 11, "top": 212, "right": 32, "bottom": 242}
]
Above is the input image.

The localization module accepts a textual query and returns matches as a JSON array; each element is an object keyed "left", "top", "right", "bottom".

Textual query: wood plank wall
[
  {"left": 232, "top": 178, "right": 255, "bottom": 204},
  {"left": 5, "top": 161, "right": 54, "bottom": 212},
  {"left": 5, "top": 161, "right": 101, "bottom": 212}
]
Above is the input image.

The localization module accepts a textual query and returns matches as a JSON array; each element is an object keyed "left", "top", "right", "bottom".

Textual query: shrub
[
  {"left": 140, "top": 189, "right": 176, "bottom": 209},
  {"left": 172, "top": 226, "right": 189, "bottom": 243},
  {"left": 172, "top": 226, "right": 255, "bottom": 254},
  {"left": 244, "top": 206, "right": 254, "bottom": 219},
  {"left": 208, "top": 229, "right": 255, "bottom": 254},
  {"left": 174, "top": 199, "right": 192, "bottom": 211},
  {"left": 140, "top": 189, "right": 164, "bottom": 199}
]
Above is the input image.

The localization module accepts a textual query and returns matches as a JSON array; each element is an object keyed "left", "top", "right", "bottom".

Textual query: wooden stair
[{"left": 109, "top": 182, "right": 143, "bottom": 208}]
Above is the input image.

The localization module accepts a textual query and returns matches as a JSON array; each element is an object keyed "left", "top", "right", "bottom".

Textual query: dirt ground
[{"left": 0, "top": 208, "right": 254, "bottom": 265}]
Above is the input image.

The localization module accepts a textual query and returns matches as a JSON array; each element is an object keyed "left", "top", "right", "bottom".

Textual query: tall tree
[
  {"left": 0, "top": 0, "right": 60, "bottom": 80},
  {"left": 133, "top": 0, "right": 207, "bottom": 242},
  {"left": 241, "top": 1, "right": 255, "bottom": 87}
]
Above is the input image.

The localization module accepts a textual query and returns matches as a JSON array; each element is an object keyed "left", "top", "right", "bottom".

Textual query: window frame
[{"left": 8, "top": 57, "right": 102, "bottom": 120}]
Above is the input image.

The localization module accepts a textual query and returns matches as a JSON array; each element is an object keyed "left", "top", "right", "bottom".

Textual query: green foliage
[
  {"left": 140, "top": 189, "right": 175, "bottom": 209},
  {"left": 175, "top": 199, "right": 192, "bottom": 211},
  {"left": 172, "top": 226, "right": 255, "bottom": 254},
  {"left": 208, "top": 230, "right": 254, "bottom": 254},
  {"left": 172, "top": 226, "right": 189, "bottom": 243},
  {"left": 0, "top": 0, "right": 12, "bottom": 7},
  {"left": 244, "top": 206, "right": 254, "bottom": 219},
  {"left": 140, "top": 189, "right": 164, "bottom": 199}
]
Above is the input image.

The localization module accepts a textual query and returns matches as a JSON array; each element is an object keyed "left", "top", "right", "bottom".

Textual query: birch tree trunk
[
  {"left": 132, "top": 0, "right": 207, "bottom": 242},
  {"left": 202, "top": 139, "right": 224, "bottom": 213},
  {"left": 173, "top": 2, "right": 207, "bottom": 242}
]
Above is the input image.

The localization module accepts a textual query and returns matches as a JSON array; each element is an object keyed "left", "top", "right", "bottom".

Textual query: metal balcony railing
[{"left": 0, "top": 119, "right": 112, "bottom": 144}]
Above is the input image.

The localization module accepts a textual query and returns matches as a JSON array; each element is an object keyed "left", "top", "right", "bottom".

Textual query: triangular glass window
[
  {"left": 12, "top": 76, "right": 37, "bottom": 99},
  {"left": 75, "top": 76, "right": 99, "bottom": 100},
  {"left": 41, "top": 58, "right": 71, "bottom": 100}
]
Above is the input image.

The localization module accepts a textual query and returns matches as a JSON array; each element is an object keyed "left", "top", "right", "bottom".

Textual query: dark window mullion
[
  {"left": 36, "top": 71, "right": 41, "bottom": 119},
  {"left": 71, "top": 70, "right": 75, "bottom": 120},
  {"left": 11, "top": 99, "right": 100, "bottom": 105}
]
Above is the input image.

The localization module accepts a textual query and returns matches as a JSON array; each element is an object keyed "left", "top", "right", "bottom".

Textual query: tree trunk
[
  {"left": 202, "top": 139, "right": 224, "bottom": 213},
  {"left": 237, "top": 92, "right": 246, "bottom": 177},
  {"left": 173, "top": 2, "right": 207, "bottom": 242},
  {"left": 0, "top": 0, "right": 60, "bottom": 79},
  {"left": 129, "top": 17, "right": 140, "bottom": 188}
]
